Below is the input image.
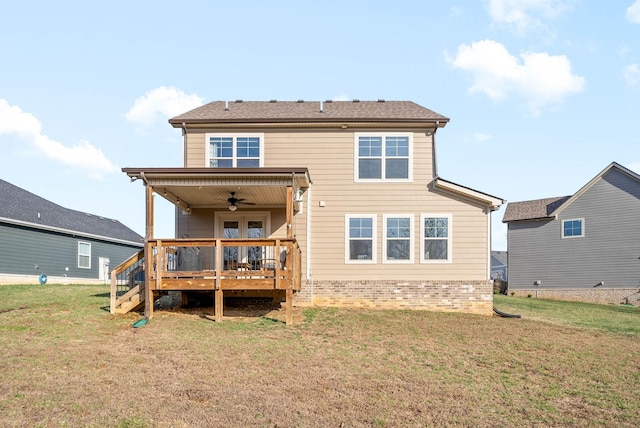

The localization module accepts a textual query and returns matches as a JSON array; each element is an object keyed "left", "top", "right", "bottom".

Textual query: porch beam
[
  {"left": 144, "top": 183, "right": 155, "bottom": 320},
  {"left": 286, "top": 186, "right": 293, "bottom": 239},
  {"left": 215, "top": 238, "right": 223, "bottom": 322}
]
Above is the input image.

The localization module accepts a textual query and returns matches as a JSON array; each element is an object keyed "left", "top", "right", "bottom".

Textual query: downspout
[
  {"left": 487, "top": 207, "right": 492, "bottom": 279},
  {"left": 182, "top": 123, "right": 187, "bottom": 167},
  {"left": 431, "top": 121, "right": 440, "bottom": 180}
]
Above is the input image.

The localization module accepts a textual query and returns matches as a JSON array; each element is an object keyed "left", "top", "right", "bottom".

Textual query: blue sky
[{"left": 1, "top": 0, "right": 639, "bottom": 250}]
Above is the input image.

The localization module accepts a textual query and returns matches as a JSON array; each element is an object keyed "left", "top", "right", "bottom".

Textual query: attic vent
[
  {"left": 235, "top": 99, "right": 243, "bottom": 103},
  {"left": 377, "top": 99, "right": 385, "bottom": 102},
  {"left": 324, "top": 99, "right": 333, "bottom": 103},
  {"left": 112, "top": 219, "right": 117, "bottom": 223},
  {"left": 353, "top": 99, "right": 360, "bottom": 103},
  {"left": 297, "top": 99, "right": 304, "bottom": 103},
  {"left": 269, "top": 99, "right": 277, "bottom": 103}
]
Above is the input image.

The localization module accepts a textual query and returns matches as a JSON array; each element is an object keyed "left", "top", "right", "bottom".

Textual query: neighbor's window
[
  {"left": 78, "top": 241, "right": 91, "bottom": 269},
  {"left": 383, "top": 215, "right": 413, "bottom": 263},
  {"left": 345, "top": 215, "right": 376, "bottom": 263},
  {"left": 207, "top": 134, "right": 263, "bottom": 168},
  {"left": 421, "top": 214, "right": 451, "bottom": 263},
  {"left": 562, "top": 218, "right": 584, "bottom": 238},
  {"left": 355, "top": 133, "right": 412, "bottom": 181}
]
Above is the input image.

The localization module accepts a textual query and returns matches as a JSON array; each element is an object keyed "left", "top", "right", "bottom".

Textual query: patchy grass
[
  {"left": 0, "top": 284, "right": 639, "bottom": 427},
  {"left": 494, "top": 294, "right": 640, "bottom": 334}
]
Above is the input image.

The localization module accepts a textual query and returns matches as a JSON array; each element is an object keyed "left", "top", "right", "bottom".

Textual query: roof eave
[
  {"left": 434, "top": 178, "right": 505, "bottom": 211},
  {"left": 0, "top": 217, "right": 143, "bottom": 247}
]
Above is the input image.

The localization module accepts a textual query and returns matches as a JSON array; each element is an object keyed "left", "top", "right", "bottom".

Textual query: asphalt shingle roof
[
  {"left": 169, "top": 100, "right": 449, "bottom": 124},
  {"left": 0, "top": 179, "right": 143, "bottom": 244},
  {"left": 502, "top": 196, "right": 570, "bottom": 222}
]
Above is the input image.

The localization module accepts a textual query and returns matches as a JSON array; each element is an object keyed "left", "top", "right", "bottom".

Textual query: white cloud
[
  {"left": 486, "top": 0, "right": 570, "bottom": 33},
  {"left": 472, "top": 132, "right": 493, "bottom": 143},
  {"left": 125, "top": 86, "right": 203, "bottom": 128},
  {"left": 0, "top": 98, "right": 118, "bottom": 179},
  {"left": 623, "top": 64, "right": 640, "bottom": 87},
  {"left": 627, "top": 0, "right": 640, "bottom": 23},
  {"left": 447, "top": 39, "right": 585, "bottom": 115}
]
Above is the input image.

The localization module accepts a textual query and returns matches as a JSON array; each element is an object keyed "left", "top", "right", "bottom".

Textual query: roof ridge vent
[
  {"left": 377, "top": 99, "right": 385, "bottom": 102},
  {"left": 269, "top": 99, "right": 277, "bottom": 103},
  {"left": 296, "top": 99, "right": 304, "bottom": 103},
  {"left": 324, "top": 99, "right": 333, "bottom": 103},
  {"left": 353, "top": 99, "right": 360, "bottom": 103},
  {"left": 235, "top": 99, "right": 243, "bottom": 103}
]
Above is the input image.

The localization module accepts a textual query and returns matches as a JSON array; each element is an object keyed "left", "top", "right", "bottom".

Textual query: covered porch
[{"left": 110, "top": 167, "right": 311, "bottom": 325}]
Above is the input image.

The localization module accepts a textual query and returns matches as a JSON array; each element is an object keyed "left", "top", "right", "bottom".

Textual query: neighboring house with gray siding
[
  {"left": 0, "top": 179, "right": 143, "bottom": 285},
  {"left": 502, "top": 162, "right": 640, "bottom": 304}
]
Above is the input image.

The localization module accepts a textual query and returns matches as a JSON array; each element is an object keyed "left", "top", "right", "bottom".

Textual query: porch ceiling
[{"left": 122, "top": 167, "right": 311, "bottom": 211}]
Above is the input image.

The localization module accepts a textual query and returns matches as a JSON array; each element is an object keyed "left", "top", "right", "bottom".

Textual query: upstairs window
[
  {"left": 562, "top": 218, "right": 584, "bottom": 238},
  {"left": 355, "top": 133, "right": 412, "bottom": 181},
  {"left": 207, "top": 134, "right": 263, "bottom": 168},
  {"left": 78, "top": 241, "right": 91, "bottom": 269},
  {"left": 421, "top": 214, "right": 451, "bottom": 263},
  {"left": 345, "top": 215, "right": 376, "bottom": 263}
]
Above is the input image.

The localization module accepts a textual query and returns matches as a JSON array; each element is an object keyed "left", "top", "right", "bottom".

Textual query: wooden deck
[{"left": 111, "top": 238, "right": 301, "bottom": 325}]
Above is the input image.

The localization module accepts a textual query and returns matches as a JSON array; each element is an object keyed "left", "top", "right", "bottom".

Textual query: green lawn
[{"left": 1, "top": 284, "right": 639, "bottom": 427}]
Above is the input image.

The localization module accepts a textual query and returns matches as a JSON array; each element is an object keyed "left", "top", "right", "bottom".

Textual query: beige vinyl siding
[
  {"left": 185, "top": 132, "right": 207, "bottom": 167},
  {"left": 179, "top": 127, "right": 489, "bottom": 281}
]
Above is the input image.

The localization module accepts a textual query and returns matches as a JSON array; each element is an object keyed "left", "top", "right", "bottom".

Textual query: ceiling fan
[{"left": 227, "top": 192, "right": 255, "bottom": 211}]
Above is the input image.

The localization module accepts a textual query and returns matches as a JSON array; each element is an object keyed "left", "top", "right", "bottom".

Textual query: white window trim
[
  {"left": 354, "top": 132, "right": 413, "bottom": 182},
  {"left": 345, "top": 214, "right": 377, "bottom": 264},
  {"left": 382, "top": 214, "right": 414, "bottom": 264},
  {"left": 420, "top": 213, "right": 452, "bottom": 264},
  {"left": 78, "top": 241, "right": 91, "bottom": 269},
  {"left": 205, "top": 133, "right": 265, "bottom": 167},
  {"left": 561, "top": 218, "right": 585, "bottom": 238}
]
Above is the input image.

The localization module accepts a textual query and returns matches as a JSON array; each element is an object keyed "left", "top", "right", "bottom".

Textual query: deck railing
[
  {"left": 147, "top": 238, "right": 301, "bottom": 292},
  {"left": 110, "top": 238, "right": 301, "bottom": 321}
]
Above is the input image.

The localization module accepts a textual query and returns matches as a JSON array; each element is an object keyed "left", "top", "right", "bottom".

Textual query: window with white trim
[
  {"left": 420, "top": 214, "right": 451, "bottom": 263},
  {"left": 78, "top": 241, "right": 91, "bottom": 269},
  {"left": 345, "top": 215, "right": 377, "bottom": 263},
  {"left": 562, "top": 218, "right": 584, "bottom": 238},
  {"left": 355, "top": 133, "right": 412, "bottom": 181},
  {"left": 207, "top": 134, "right": 263, "bottom": 167},
  {"left": 383, "top": 214, "right": 413, "bottom": 263}
]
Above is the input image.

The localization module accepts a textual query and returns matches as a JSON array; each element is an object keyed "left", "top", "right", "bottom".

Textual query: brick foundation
[
  {"left": 295, "top": 279, "right": 494, "bottom": 315},
  {"left": 508, "top": 288, "right": 640, "bottom": 306}
]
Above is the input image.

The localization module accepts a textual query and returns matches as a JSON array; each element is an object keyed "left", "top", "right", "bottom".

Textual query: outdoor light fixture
[{"left": 229, "top": 204, "right": 238, "bottom": 211}]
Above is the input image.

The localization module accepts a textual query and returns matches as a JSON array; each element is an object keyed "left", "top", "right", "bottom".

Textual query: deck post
[
  {"left": 285, "top": 288, "right": 293, "bottom": 326},
  {"left": 214, "top": 239, "right": 223, "bottom": 322},
  {"left": 144, "top": 184, "right": 155, "bottom": 320}
]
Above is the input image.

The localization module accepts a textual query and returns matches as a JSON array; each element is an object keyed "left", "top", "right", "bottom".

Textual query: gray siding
[
  {"left": 0, "top": 223, "right": 141, "bottom": 280},
  {"left": 508, "top": 169, "right": 640, "bottom": 289}
]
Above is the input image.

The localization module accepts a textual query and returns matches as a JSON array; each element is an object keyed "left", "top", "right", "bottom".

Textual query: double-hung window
[
  {"left": 207, "top": 134, "right": 263, "bottom": 168},
  {"left": 383, "top": 215, "right": 413, "bottom": 263},
  {"left": 420, "top": 214, "right": 451, "bottom": 263},
  {"left": 355, "top": 133, "right": 412, "bottom": 181},
  {"left": 345, "top": 215, "right": 376, "bottom": 263},
  {"left": 562, "top": 218, "right": 584, "bottom": 238},
  {"left": 78, "top": 241, "right": 91, "bottom": 269}
]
